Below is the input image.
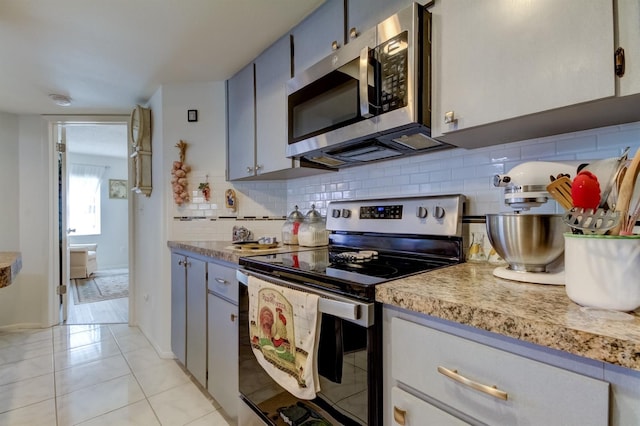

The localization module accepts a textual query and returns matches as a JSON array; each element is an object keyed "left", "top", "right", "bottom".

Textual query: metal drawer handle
[
  {"left": 214, "top": 277, "right": 229, "bottom": 285},
  {"left": 437, "top": 366, "right": 508, "bottom": 400},
  {"left": 393, "top": 406, "right": 406, "bottom": 425},
  {"left": 230, "top": 314, "right": 237, "bottom": 322}
]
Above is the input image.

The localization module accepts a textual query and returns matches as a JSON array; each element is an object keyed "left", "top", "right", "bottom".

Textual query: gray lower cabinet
[
  {"left": 170, "top": 252, "right": 207, "bottom": 387},
  {"left": 207, "top": 261, "right": 239, "bottom": 421},
  {"left": 170, "top": 253, "right": 187, "bottom": 366},
  {"left": 186, "top": 258, "right": 207, "bottom": 387},
  {"left": 383, "top": 308, "right": 612, "bottom": 425}
]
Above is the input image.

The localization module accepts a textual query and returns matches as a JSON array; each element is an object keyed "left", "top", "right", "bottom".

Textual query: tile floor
[{"left": 0, "top": 324, "right": 233, "bottom": 425}]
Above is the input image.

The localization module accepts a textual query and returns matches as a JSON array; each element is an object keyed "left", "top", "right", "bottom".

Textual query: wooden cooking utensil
[
  {"left": 546, "top": 176, "right": 573, "bottom": 211},
  {"left": 612, "top": 147, "right": 640, "bottom": 235}
]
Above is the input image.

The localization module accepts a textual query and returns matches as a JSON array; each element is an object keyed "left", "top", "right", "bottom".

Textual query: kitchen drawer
[
  {"left": 391, "top": 386, "right": 469, "bottom": 425},
  {"left": 207, "top": 261, "right": 238, "bottom": 304},
  {"left": 391, "top": 317, "right": 609, "bottom": 425}
]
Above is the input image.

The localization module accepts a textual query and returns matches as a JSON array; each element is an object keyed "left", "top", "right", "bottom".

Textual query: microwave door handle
[{"left": 359, "top": 46, "right": 373, "bottom": 118}]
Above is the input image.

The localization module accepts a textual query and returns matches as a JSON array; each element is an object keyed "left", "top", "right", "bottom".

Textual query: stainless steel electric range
[{"left": 237, "top": 194, "right": 466, "bottom": 426}]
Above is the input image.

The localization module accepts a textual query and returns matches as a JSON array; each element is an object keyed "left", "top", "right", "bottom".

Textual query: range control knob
[
  {"left": 433, "top": 206, "right": 445, "bottom": 219},
  {"left": 332, "top": 209, "right": 341, "bottom": 218},
  {"left": 341, "top": 209, "right": 351, "bottom": 218},
  {"left": 416, "top": 206, "right": 428, "bottom": 219}
]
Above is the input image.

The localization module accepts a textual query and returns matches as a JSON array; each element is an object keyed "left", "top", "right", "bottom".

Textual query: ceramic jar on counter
[
  {"left": 298, "top": 205, "right": 330, "bottom": 247},
  {"left": 281, "top": 205, "right": 305, "bottom": 245}
]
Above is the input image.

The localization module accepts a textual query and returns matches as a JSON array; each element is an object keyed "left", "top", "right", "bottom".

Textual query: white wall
[
  {"left": 0, "top": 112, "right": 19, "bottom": 250},
  {"left": 134, "top": 81, "right": 233, "bottom": 356},
  {"left": 164, "top": 81, "right": 287, "bottom": 242},
  {"left": 68, "top": 153, "right": 129, "bottom": 270},
  {"left": 132, "top": 86, "right": 169, "bottom": 354},
  {"left": 0, "top": 115, "right": 54, "bottom": 328}
]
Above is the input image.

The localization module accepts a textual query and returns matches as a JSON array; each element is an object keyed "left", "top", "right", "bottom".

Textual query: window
[{"left": 69, "top": 164, "right": 106, "bottom": 236}]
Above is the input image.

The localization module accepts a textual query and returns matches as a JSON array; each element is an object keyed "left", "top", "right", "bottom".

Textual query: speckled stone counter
[
  {"left": 376, "top": 262, "right": 640, "bottom": 371},
  {"left": 167, "top": 241, "right": 314, "bottom": 264},
  {"left": 0, "top": 252, "right": 22, "bottom": 288}
]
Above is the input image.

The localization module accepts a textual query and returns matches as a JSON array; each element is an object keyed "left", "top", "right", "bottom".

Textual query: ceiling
[
  {"left": 0, "top": 0, "right": 325, "bottom": 115},
  {"left": 65, "top": 124, "right": 128, "bottom": 159}
]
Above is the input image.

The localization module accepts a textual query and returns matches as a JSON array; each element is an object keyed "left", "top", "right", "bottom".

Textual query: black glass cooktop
[{"left": 239, "top": 247, "right": 454, "bottom": 301}]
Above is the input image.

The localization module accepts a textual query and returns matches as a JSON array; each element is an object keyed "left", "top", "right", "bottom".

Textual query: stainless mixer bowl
[{"left": 486, "top": 213, "right": 568, "bottom": 272}]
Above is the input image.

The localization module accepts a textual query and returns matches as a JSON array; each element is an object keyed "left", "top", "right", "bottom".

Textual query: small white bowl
[{"left": 564, "top": 233, "right": 640, "bottom": 312}]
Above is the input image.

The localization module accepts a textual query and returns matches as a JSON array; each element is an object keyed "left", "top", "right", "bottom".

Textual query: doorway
[{"left": 56, "top": 121, "right": 131, "bottom": 324}]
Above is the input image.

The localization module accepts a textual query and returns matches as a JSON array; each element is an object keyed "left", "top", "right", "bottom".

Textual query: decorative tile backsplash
[
  {"left": 287, "top": 121, "right": 640, "bottom": 217},
  {"left": 170, "top": 121, "right": 640, "bottom": 242}
]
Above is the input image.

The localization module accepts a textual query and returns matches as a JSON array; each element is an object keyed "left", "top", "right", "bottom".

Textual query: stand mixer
[
  {"left": 493, "top": 161, "right": 583, "bottom": 210},
  {"left": 489, "top": 161, "right": 582, "bottom": 285}
]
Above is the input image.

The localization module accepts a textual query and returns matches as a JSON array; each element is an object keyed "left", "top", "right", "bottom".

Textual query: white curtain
[{"left": 69, "top": 164, "right": 107, "bottom": 235}]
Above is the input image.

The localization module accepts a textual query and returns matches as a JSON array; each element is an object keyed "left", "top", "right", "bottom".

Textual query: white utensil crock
[{"left": 564, "top": 233, "right": 640, "bottom": 311}]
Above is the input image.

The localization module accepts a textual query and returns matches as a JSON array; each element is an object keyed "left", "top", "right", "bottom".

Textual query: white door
[
  {"left": 55, "top": 119, "right": 131, "bottom": 324},
  {"left": 57, "top": 124, "right": 70, "bottom": 321}
]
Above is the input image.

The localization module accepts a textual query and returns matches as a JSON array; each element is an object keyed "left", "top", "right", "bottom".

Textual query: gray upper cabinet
[
  {"left": 618, "top": 0, "right": 640, "bottom": 97},
  {"left": 227, "top": 63, "right": 255, "bottom": 181},
  {"left": 255, "top": 35, "right": 294, "bottom": 176},
  {"left": 292, "top": 0, "right": 344, "bottom": 75},
  {"left": 227, "top": 35, "right": 334, "bottom": 181},
  {"left": 347, "top": 0, "right": 418, "bottom": 38},
  {"left": 430, "top": 0, "right": 640, "bottom": 149}
]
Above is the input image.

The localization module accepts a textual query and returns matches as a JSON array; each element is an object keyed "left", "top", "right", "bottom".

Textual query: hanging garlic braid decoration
[{"left": 171, "top": 140, "right": 191, "bottom": 205}]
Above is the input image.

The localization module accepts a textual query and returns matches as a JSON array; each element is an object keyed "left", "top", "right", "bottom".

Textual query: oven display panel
[{"left": 360, "top": 204, "right": 403, "bottom": 219}]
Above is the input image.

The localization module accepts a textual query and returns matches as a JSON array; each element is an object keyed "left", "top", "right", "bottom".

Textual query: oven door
[{"left": 237, "top": 269, "right": 382, "bottom": 426}]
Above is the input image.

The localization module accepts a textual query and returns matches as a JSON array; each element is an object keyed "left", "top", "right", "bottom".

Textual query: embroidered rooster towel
[{"left": 248, "top": 275, "right": 321, "bottom": 400}]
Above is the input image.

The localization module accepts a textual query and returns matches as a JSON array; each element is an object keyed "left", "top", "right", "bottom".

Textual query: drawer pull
[
  {"left": 437, "top": 366, "right": 508, "bottom": 400},
  {"left": 393, "top": 406, "right": 406, "bottom": 425},
  {"left": 214, "top": 277, "right": 229, "bottom": 285}
]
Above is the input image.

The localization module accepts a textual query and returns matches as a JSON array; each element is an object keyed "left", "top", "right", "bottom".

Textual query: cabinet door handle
[
  {"left": 214, "top": 277, "right": 229, "bottom": 285},
  {"left": 393, "top": 406, "right": 406, "bottom": 425},
  {"left": 437, "top": 366, "right": 508, "bottom": 400},
  {"left": 178, "top": 259, "right": 183, "bottom": 266},
  {"left": 230, "top": 314, "right": 237, "bottom": 322},
  {"left": 246, "top": 166, "right": 254, "bottom": 173}
]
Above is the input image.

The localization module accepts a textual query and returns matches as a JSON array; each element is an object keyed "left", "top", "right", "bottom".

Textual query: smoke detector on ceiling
[{"left": 48, "top": 94, "right": 72, "bottom": 107}]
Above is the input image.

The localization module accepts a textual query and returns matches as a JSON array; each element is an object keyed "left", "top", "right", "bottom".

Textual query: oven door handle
[{"left": 237, "top": 269, "right": 374, "bottom": 327}]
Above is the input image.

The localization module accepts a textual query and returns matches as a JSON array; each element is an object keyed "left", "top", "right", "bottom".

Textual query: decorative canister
[
  {"left": 281, "top": 205, "right": 305, "bottom": 245},
  {"left": 298, "top": 204, "right": 330, "bottom": 247},
  {"left": 564, "top": 233, "right": 640, "bottom": 312}
]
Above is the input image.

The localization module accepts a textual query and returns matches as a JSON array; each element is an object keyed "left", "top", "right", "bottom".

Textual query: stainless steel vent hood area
[{"left": 298, "top": 126, "right": 451, "bottom": 168}]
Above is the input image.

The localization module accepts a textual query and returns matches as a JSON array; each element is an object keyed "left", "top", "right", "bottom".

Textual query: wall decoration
[
  {"left": 129, "top": 105, "right": 152, "bottom": 196},
  {"left": 188, "top": 109, "right": 198, "bottom": 122},
  {"left": 171, "top": 140, "right": 191, "bottom": 205},
  {"left": 108, "top": 179, "right": 128, "bottom": 199},
  {"left": 198, "top": 178, "right": 211, "bottom": 202},
  {"left": 225, "top": 188, "right": 237, "bottom": 212}
]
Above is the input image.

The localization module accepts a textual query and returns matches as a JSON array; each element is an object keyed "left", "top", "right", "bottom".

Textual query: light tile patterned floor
[{"left": 0, "top": 324, "right": 233, "bottom": 425}]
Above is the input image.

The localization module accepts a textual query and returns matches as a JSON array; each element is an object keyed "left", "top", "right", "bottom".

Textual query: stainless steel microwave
[{"left": 286, "top": 2, "right": 450, "bottom": 168}]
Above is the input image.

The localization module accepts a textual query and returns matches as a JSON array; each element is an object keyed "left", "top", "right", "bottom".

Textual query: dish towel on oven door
[{"left": 248, "top": 275, "right": 321, "bottom": 400}]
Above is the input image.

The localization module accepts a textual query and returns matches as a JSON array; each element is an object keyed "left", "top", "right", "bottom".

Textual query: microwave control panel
[{"left": 377, "top": 31, "right": 408, "bottom": 113}]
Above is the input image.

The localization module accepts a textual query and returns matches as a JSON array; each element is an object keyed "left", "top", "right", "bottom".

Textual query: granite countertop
[
  {"left": 0, "top": 252, "right": 22, "bottom": 288},
  {"left": 376, "top": 262, "right": 640, "bottom": 371},
  {"left": 167, "top": 240, "right": 314, "bottom": 264}
]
